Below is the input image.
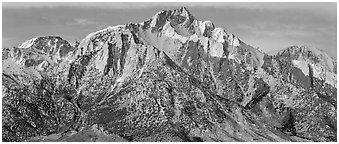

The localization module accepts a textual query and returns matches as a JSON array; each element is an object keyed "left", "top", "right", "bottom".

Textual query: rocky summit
[{"left": 2, "top": 7, "right": 337, "bottom": 142}]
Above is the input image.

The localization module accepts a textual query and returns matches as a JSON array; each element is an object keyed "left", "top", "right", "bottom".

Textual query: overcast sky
[{"left": 2, "top": 2, "right": 337, "bottom": 58}]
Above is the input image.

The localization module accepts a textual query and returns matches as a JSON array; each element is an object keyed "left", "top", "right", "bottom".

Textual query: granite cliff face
[{"left": 2, "top": 7, "right": 336, "bottom": 142}]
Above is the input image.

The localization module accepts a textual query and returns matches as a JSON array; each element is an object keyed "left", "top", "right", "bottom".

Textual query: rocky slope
[{"left": 2, "top": 7, "right": 336, "bottom": 142}]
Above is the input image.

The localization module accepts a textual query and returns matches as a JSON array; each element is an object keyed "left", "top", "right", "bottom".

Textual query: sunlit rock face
[
  {"left": 4, "top": 36, "right": 74, "bottom": 70},
  {"left": 2, "top": 36, "right": 75, "bottom": 88},
  {"left": 2, "top": 7, "right": 336, "bottom": 142}
]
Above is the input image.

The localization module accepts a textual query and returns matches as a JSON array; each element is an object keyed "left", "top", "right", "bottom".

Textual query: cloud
[
  {"left": 2, "top": 2, "right": 167, "bottom": 9},
  {"left": 2, "top": 2, "right": 336, "bottom": 14},
  {"left": 69, "top": 18, "right": 97, "bottom": 26}
]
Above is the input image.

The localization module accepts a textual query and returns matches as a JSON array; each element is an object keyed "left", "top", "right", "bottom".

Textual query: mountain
[
  {"left": 2, "top": 7, "right": 336, "bottom": 142},
  {"left": 2, "top": 36, "right": 75, "bottom": 90}
]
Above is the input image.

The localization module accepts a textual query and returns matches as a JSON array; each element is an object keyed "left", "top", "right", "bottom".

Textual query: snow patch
[
  {"left": 150, "top": 14, "right": 158, "bottom": 27},
  {"left": 198, "top": 21, "right": 206, "bottom": 34},
  {"left": 292, "top": 59, "right": 336, "bottom": 87},
  {"left": 256, "top": 47, "right": 264, "bottom": 53},
  {"left": 212, "top": 28, "right": 225, "bottom": 43},
  {"left": 18, "top": 38, "right": 37, "bottom": 48},
  {"left": 200, "top": 37, "right": 209, "bottom": 54},
  {"left": 231, "top": 35, "right": 240, "bottom": 47},
  {"left": 292, "top": 60, "right": 309, "bottom": 76},
  {"left": 163, "top": 22, "right": 189, "bottom": 43},
  {"left": 198, "top": 20, "right": 214, "bottom": 35},
  {"left": 311, "top": 63, "right": 337, "bottom": 87},
  {"left": 190, "top": 34, "right": 199, "bottom": 42},
  {"left": 210, "top": 42, "right": 224, "bottom": 58}
]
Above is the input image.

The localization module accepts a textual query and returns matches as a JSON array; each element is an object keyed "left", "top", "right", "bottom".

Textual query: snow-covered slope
[
  {"left": 5, "top": 36, "right": 74, "bottom": 71},
  {"left": 3, "top": 36, "right": 75, "bottom": 86},
  {"left": 273, "top": 45, "right": 336, "bottom": 87}
]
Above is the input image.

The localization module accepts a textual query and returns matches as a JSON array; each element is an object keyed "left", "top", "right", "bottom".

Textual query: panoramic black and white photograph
[{"left": 1, "top": 2, "right": 337, "bottom": 142}]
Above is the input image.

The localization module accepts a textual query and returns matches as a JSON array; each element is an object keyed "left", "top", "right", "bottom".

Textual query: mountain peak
[
  {"left": 144, "top": 7, "right": 196, "bottom": 33},
  {"left": 272, "top": 45, "right": 335, "bottom": 73},
  {"left": 18, "top": 36, "right": 64, "bottom": 48},
  {"left": 173, "top": 6, "right": 191, "bottom": 17},
  {"left": 155, "top": 7, "right": 191, "bottom": 18},
  {"left": 5, "top": 35, "right": 74, "bottom": 70},
  {"left": 272, "top": 45, "right": 327, "bottom": 56},
  {"left": 76, "top": 7, "right": 261, "bottom": 69}
]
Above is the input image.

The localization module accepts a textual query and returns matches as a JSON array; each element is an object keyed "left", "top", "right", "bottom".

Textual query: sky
[{"left": 2, "top": 2, "right": 337, "bottom": 58}]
